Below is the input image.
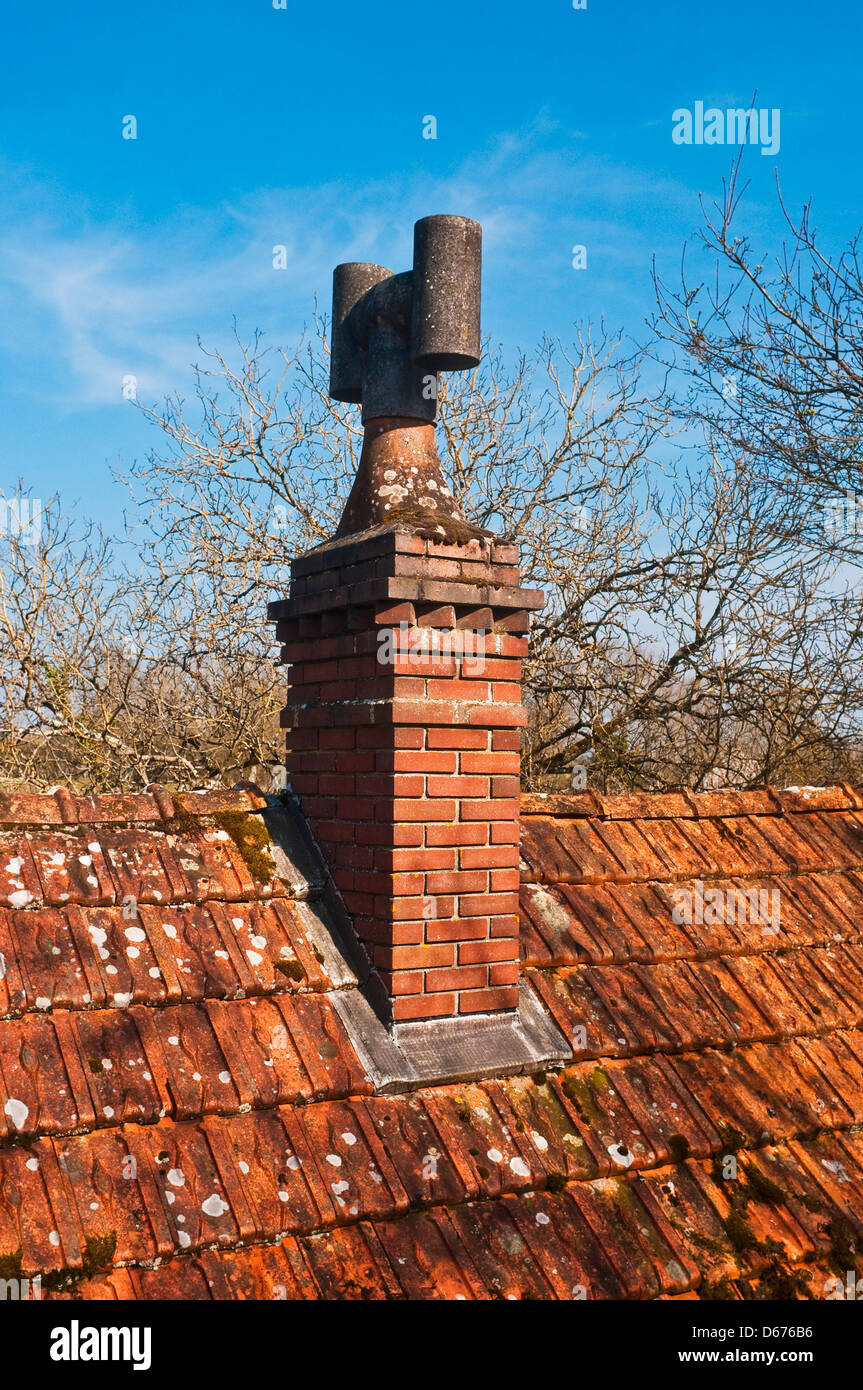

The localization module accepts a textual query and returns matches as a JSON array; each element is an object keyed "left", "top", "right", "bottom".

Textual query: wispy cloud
[{"left": 0, "top": 129, "right": 694, "bottom": 412}]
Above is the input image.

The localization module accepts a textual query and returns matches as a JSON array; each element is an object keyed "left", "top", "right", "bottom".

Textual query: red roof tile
[{"left": 3, "top": 782, "right": 863, "bottom": 1300}]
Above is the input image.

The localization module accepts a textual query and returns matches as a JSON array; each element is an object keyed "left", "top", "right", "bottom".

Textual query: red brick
[
  {"left": 459, "top": 938, "right": 519, "bottom": 965},
  {"left": 358, "top": 726, "right": 423, "bottom": 749},
  {"left": 460, "top": 753, "right": 520, "bottom": 774},
  {"left": 490, "top": 914, "right": 520, "bottom": 938},
  {"left": 425, "top": 870, "right": 487, "bottom": 895},
  {"left": 490, "top": 869, "right": 521, "bottom": 891},
  {"left": 375, "top": 943, "right": 455, "bottom": 970},
  {"left": 491, "top": 822, "right": 520, "bottom": 844},
  {"left": 491, "top": 730, "right": 521, "bottom": 751},
  {"left": 426, "top": 824, "right": 488, "bottom": 846},
  {"left": 458, "top": 986, "right": 519, "bottom": 1014},
  {"left": 460, "top": 846, "right": 520, "bottom": 869},
  {"left": 379, "top": 970, "right": 424, "bottom": 996},
  {"left": 383, "top": 894, "right": 455, "bottom": 921},
  {"left": 393, "top": 993, "right": 456, "bottom": 1022},
  {"left": 467, "top": 658, "right": 521, "bottom": 680},
  {"left": 427, "top": 729, "right": 488, "bottom": 749},
  {"left": 428, "top": 679, "right": 490, "bottom": 701},
  {"left": 337, "top": 797, "right": 377, "bottom": 821},
  {"left": 425, "top": 965, "right": 488, "bottom": 992},
  {"left": 355, "top": 918, "right": 424, "bottom": 947},
  {"left": 316, "top": 729, "right": 357, "bottom": 749},
  {"left": 491, "top": 776, "right": 520, "bottom": 799},
  {"left": 388, "top": 847, "right": 456, "bottom": 872},
  {"left": 390, "top": 872, "right": 426, "bottom": 896},
  {"left": 386, "top": 751, "right": 457, "bottom": 774},
  {"left": 468, "top": 705, "right": 527, "bottom": 727},
  {"left": 316, "top": 774, "right": 356, "bottom": 795},
  {"left": 391, "top": 700, "right": 465, "bottom": 726},
  {"left": 318, "top": 679, "right": 358, "bottom": 701},
  {"left": 491, "top": 683, "right": 521, "bottom": 703},
  {"left": 427, "top": 775, "right": 488, "bottom": 798},
  {"left": 459, "top": 892, "right": 519, "bottom": 917},
  {"left": 391, "top": 656, "right": 457, "bottom": 679},
  {"left": 461, "top": 799, "right": 520, "bottom": 822},
  {"left": 391, "top": 798, "right": 457, "bottom": 823},
  {"left": 489, "top": 962, "right": 520, "bottom": 987},
  {"left": 425, "top": 918, "right": 490, "bottom": 942}
]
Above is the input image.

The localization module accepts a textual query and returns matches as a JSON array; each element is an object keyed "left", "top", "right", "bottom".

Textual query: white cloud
[{"left": 0, "top": 130, "right": 693, "bottom": 411}]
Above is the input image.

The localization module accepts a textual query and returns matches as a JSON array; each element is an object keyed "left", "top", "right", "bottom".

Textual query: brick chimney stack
[
  {"left": 269, "top": 503, "right": 543, "bottom": 1025},
  {"left": 269, "top": 214, "right": 546, "bottom": 1034}
]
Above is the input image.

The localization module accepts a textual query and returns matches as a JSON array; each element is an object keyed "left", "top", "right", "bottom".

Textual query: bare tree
[{"left": 3, "top": 201, "right": 863, "bottom": 794}]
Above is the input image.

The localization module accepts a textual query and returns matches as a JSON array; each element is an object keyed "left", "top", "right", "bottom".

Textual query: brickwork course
[{"left": 269, "top": 525, "right": 543, "bottom": 1023}]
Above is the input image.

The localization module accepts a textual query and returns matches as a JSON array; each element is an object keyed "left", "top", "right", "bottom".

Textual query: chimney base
[{"left": 332, "top": 977, "right": 571, "bottom": 1093}]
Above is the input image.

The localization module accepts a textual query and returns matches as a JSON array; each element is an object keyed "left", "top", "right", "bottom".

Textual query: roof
[{"left": 1, "top": 782, "right": 863, "bottom": 1299}]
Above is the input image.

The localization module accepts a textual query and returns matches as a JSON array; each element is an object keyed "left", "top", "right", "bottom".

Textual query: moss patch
[
  {"left": 214, "top": 811, "right": 275, "bottom": 884},
  {"left": 828, "top": 1217, "right": 859, "bottom": 1269},
  {"left": 0, "top": 1248, "right": 22, "bottom": 1280},
  {"left": 668, "top": 1133, "right": 692, "bottom": 1163},
  {"left": 742, "top": 1161, "right": 785, "bottom": 1206},
  {"left": 723, "top": 1209, "right": 764, "bottom": 1254},
  {"left": 275, "top": 958, "right": 306, "bottom": 982},
  {"left": 82, "top": 1231, "right": 117, "bottom": 1278}
]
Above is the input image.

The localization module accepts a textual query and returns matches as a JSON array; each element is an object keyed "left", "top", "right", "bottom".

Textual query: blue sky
[{"left": 1, "top": 0, "right": 860, "bottom": 527}]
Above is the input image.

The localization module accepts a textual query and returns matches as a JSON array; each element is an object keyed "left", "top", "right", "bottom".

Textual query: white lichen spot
[
  {"left": 167, "top": 1168, "right": 186, "bottom": 1187},
  {"left": 4, "top": 1098, "right": 29, "bottom": 1130},
  {"left": 325, "top": 1154, "right": 342, "bottom": 1168},
  {"left": 25, "top": 1156, "right": 39, "bottom": 1171},
  {"left": 202, "top": 1193, "right": 229, "bottom": 1218},
  {"left": 487, "top": 1148, "right": 503, "bottom": 1164},
  {"left": 535, "top": 1211, "right": 550, "bottom": 1226},
  {"left": 607, "top": 1142, "right": 634, "bottom": 1169},
  {"left": 8, "top": 890, "right": 33, "bottom": 909},
  {"left": 162, "top": 923, "right": 177, "bottom": 939},
  {"left": 531, "top": 1131, "right": 549, "bottom": 1152},
  {"left": 218, "top": 1070, "right": 231, "bottom": 1084},
  {"left": 49, "top": 1231, "right": 61, "bottom": 1247},
  {"left": 35, "top": 997, "right": 51, "bottom": 1011},
  {"left": 178, "top": 1231, "right": 191, "bottom": 1248},
  {"left": 341, "top": 1132, "right": 357, "bottom": 1146},
  {"left": 510, "top": 1157, "right": 531, "bottom": 1178}
]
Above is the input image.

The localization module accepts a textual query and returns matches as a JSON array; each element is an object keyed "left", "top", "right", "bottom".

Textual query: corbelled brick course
[{"left": 269, "top": 525, "right": 543, "bottom": 1023}]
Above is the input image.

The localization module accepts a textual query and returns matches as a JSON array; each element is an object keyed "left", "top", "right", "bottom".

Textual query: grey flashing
[
  {"left": 260, "top": 791, "right": 572, "bottom": 1093},
  {"left": 331, "top": 980, "right": 572, "bottom": 1094}
]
